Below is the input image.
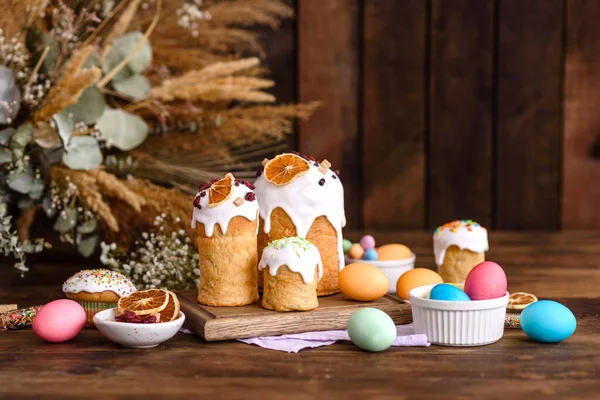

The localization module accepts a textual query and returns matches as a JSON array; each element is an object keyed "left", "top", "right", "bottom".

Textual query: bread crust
[
  {"left": 258, "top": 207, "right": 340, "bottom": 296},
  {"left": 262, "top": 266, "right": 319, "bottom": 312},
  {"left": 196, "top": 215, "right": 259, "bottom": 306},
  {"left": 437, "top": 245, "right": 485, "bottom": 283},
  {"left": 65, "top": 290, "right": 120, "bottom": 302}
]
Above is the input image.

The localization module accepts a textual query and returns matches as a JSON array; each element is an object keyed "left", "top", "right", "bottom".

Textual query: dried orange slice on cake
[
  {"left": 208, "top": 173, "right": 234, "bottom": 207},
  {"left": 118, "top": 289, "right": 169, "bottom": 316},
  {"left": 158, "top": 291, "right": 181, "bottom": 322},
  {"left": 507, "top": 292, "right": 538, "bottom": 311},
  {"left": 264, "top": 153, "right": 310, "bottom": 186}
]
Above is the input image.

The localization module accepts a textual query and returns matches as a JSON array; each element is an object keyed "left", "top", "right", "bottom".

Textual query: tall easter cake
[
  {"left": 433, "top": 220, "right": 489, "bottom": 283},
  {"left": 259, "top": 237, "right": 323, "bottom": 311},
  {"left": 192, "top": 173, "right": 259, "bottom": 306},
  {"left": 255, "top": 153, "right": 346, "bottom": 296}
]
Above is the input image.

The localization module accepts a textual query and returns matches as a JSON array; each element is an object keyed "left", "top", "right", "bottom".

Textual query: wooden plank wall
[{"left": 277, "top": 0, "right": 600, "bottom": 230}]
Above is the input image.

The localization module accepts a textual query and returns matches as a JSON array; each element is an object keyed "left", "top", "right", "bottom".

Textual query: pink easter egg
[
  {"left": 359, "top": 235, "right": 376, "bottom": 250},
  {"left": 464, "top": 261, "right": 507, "bottom": 300},
  {"left": 33, "top": 299, "right": 86, "bottom": 343}
]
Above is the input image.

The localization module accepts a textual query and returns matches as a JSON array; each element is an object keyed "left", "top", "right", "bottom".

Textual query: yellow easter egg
[
  {"left": 377, "top": 244, "right": 412, "bottom": 261},
  {"left": 396, "top": 268, "right": 443, "bottom": 300},
  {"left": 339, "top": 263, "right": 389, "bottom": 301}
]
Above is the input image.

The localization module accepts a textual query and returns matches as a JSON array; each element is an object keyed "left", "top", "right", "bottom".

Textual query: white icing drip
[
  {"left": 258, "top": 238, "right": 323, "bottom": 284},
  {"left": 62, "top": 270, "right": 137, "bottom": 297},
  {"left": 191, "top": 183, "right": 259, "bottom": 237},
  {"left": 433, "top": 225, "right": 489, "bottom": 266},
  {"left": 254, "top": 160, "right": 346, "bottom": 271}
]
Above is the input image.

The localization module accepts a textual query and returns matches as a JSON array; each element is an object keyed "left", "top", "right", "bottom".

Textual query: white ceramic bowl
[
  {"left": 345, "top": 253, "right": 416, "bottom": 293},
  {"left": 409, "top": 284, "right": 509, "bottom": 346},
  {"left": 94, "top": 309, "right": 185, "bottom": 349}
]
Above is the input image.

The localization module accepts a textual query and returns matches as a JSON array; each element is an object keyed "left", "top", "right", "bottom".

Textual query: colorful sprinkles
[
  {"left": 0, "top": 306, "right": 43, "bottom": 330},
  {"left": 505, "top": 313, "right": 521, "bottom": 329},
  {"left": 434, "top": 219, "right": 486, "bottom": 236},
  {"left": 62, "top": 269, "right": 136, "bottom": 297}
]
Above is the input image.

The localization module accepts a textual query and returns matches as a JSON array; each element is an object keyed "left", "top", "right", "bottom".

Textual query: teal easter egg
[
  {"left": 342, "top": 238, "right": 353, "bottom": 254},
  {"left": 521, "top": 300, "right": 576, "bottom": 343},
  {"left": 347, "top": 308, "right": 396, "bottom": 352},
  {"left": 429, "top": 283, "right": 471, "bottom": 301}
]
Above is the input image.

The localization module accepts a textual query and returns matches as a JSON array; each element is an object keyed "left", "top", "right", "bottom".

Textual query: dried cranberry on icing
[
  {"left": 199, "top": 182, "right": 210, "bottom": 192},
  {"left": 210, "top": 178, "right": 219, "bottom": 183},
  {"left": 335, "top": 169, "right": 340, "bottom": 176},
  {"left": 291, "top": 151, "right": 300, "bottom": 155},
  {"left": 256, "top": 166, "right": 264, "bottom": 178},
  {"left": 200, "top": 191, "right": 206, "bottom": 197},
  {"left": 332, "top": 174, "right": 337, "bottom": 180},
  {"left": 193, "top": 195, "right": 201, "bottom": 207},
  {"left": 235, "top": 180, "right": 240, "bottom": 186},
  {"left": 319, "top": 178, "right": 325, "bottom": 186},
  {"left": 305, "top": 154, "right": 316, "bottom": 162},
  {"left": 245, "top": 192, "right": 256, "bottom": 202},
  {"left": 244, "top": 181, "right": 255, "bottom": 190}
]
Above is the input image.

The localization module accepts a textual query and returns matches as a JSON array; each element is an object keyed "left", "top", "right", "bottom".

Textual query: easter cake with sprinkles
[
  {"left": 433, "top": 220, "right": 489, "bottom": 283},
  {"left": 62, "top": 269, "right": 137, "bottom": 327}
]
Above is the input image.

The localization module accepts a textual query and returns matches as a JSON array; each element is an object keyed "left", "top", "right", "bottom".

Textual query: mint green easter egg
[
  {"left": 342, "top": 238, "right": 352, "bottom": 254},
  {"left": 347, "top": 308, "right": 396, "bottom": 352}
]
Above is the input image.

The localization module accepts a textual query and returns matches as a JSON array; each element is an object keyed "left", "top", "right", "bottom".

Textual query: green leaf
[
  {"left": 26, "top": 29, "right": 58, "bottom": 74},
  {"left": 112, "top": 74, "right": 150, "bottom": 100},
  {"left": 42, "top": 196, "right": 56, "bottom": 218},
  {"left": 96, "top": 108, "right": 148, "bottom": 150},
  {"left": 0, "top": 148, "right": 11, "bottom": 164},
  {"left": 77, "top": 217, "right": 97, "bottom": 234},
  {"left": 0, "top": 128, "right": 15, "bottom": 146},
  {"left": 9, "top": 124, "right": 33, "bottom": 150},
  {"left": 18, "top": 198, "right": 34, "bottom": 209},
  {"left": 0, "top": 66, "right": 21, "bottom": 124},
  {"left": 62, "top": 136, "right": 103, "bottom": 170},
  {"left": 52, "top": 113, "right": 73, "bottom": 146},
  {"left": 77, "top": 235, "right": 98, "bottom": 257},
  {"left": 115, "top": 31, "right": 152, "bottom": 74},
  {"left": 7, "top": 170, "right": 34, "bottom": 194},
  {"left": 64, "top": 86, "right": 106, "bottom": 124},
  {"left": 102, "top": 46, "right": 134, "bottom": 82},
  {"left": 53, "top": 208, "right": 77, "bottom": 233},
  {"left": 28, "top": 178, "right": 45, "bottom": 200}
]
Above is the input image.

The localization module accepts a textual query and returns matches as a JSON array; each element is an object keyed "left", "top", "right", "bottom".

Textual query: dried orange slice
[
  {"left": 118, "top": 289, "right": 169, "bottom": 316},
  {"left": 158, "top": 291, "right": 181, "bottom": 322},
  {"left": 264, "top": 153, "right": 310, "bottom": 186},
  {"left": 208, "top": 173, "right": 234, "bottom": 207},
  {"left": 507, "top": 292, "right": 538, "bottom": 310}
]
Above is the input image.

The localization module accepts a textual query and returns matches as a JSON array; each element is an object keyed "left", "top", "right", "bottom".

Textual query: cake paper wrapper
[{"left": 76, "top": 301, "right": 117, "bottom": 327}]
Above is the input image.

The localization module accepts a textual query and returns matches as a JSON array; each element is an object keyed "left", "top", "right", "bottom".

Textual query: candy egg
[
  {"left": 359, "top": 235, "right": 376, "bottom": 250},
  {"left": 521, "top": 300, "right": 576, "bottom": 343},
  {"left": 464, "top": 261, "right": 507, "bottom": 300},
  {"left": 362, "top": 248, "right": 378, "bottom": 261},
  {"left": 396, "top": 268, "right": 444, "bottom": 300},
  {"left": 339, "top": 263, "right": 389, "bottom": 301},
  {"left": 429, "top": 283, "right": 470, "bottom": 301},
  {"left": 348, "top": 243, "right": 364, "bottom": 260},
  {"left": 32, "top": 299, "right": 86, "bottom": 343},
  {"left": 347, "top": 308, "right": 396, "bottom": 352},
  {"left": 377, "top": 244, "right": 412, "bottom": 261},
  {"left": 342, "top": 239, "right": 353, "bottom": 254}
]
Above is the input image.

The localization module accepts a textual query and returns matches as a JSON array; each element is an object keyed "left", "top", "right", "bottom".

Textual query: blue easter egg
[
  {"left": 347, "top": 308, "right": 396, "bottom": 352},
  {"left": 521, "top": 300, "right": 576, "bottom": 343},
  {"left": 363, "top": 248, "right": 378, "bottom": 261},
  {"left": 429, "top": 284, "right": 471, "bottom": 301}
]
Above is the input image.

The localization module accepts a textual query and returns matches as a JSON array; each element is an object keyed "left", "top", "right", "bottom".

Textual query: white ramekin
[
  {"left": 345, "top": 253, "right": 416, "bottom": 294},
  {"left": 409, "top": 284, "right": 509, "bottom": 346}
]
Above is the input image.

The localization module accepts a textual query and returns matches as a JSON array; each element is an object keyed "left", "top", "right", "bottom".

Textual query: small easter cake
[
  {"left": 63, "top": 269, "right": 136, "bottom": 327},
  {"left": 259, "top": 237, "right": 323, "bottom": 312},
  {"left": 433, "top": 220, "right": 489, "bottom": 283}
]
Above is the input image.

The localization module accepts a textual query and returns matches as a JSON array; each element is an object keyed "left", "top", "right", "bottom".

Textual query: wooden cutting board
[{"left": 178, "top": 290, "right": 412, "bottom": 341}]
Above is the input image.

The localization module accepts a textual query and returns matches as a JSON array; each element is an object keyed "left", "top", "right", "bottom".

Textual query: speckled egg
[
  {"left": 521, "top": 300, "right": 576, "bottom": 343},
  {"left": 464, "top": 261, "right": 507, "bottom": 300},
  {"left": 347, "top": 308, "right": 396, "bottom": 352},
  {"left": 32, "top": 299, "right": 86, "bottom": 343},
  {"left": 429, "top": 283, "right": 471, "bottom": 301},
  {"left": 348, "top": 243, "right": 364, "bottom": 260},
  {"left": 396, "top": 268, "right": 444, "bottom": 300},
  {"left": 339, "top": 263, "right": 389, "bottom": 301},
  {"left": 359, "top": 235, "right": 376, "bottom": 250},
  {"left": 377, "top": 244, "right": 412, "bottom": 261}
]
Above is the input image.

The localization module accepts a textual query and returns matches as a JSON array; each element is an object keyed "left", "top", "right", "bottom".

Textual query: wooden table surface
[{"left": 1, "top": 231, "right": 600, "bottom": 399}]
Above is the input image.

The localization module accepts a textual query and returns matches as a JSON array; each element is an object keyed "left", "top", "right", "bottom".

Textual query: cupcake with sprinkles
[
  {"left": 433, "top": 220, "right": 489, "bottom": 283},
  {"left": 62, "top": 269, "right": 137, "bottom": 328}
]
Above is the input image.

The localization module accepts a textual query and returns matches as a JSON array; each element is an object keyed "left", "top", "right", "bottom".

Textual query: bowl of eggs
[
  {"left": 344, "top": 235, "right": 415, "bottom": 294},
  {"left": 409, "top": 261, "right": 509, "bottom": 346}
]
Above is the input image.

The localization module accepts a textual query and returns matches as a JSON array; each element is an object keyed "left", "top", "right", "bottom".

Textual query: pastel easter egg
[
  {"left": 347, "top": 308, "right": 396, "bottom": 352},
  {"left": 33, "top": 299, "right": 86, "bottom": 343},
  {"left": 377, "top": 244, "right": 412, "bottom": 261},
  {"left": 464, "top": 261, "right": 507, "bottom": 300},
  {"left": 359, "top": 235, "right": 376, "bottom": 250},
  {"left": 362, "top": 248, "right": 378, "bottom": 261},
  {"left": 339, "top": 263, "right": 389, "bottom": 301},
  {"left": 396, "top": 268, "right": 444, "bottom": 300},
  {"left": 348, "top": 243, "right": 364, "bottom": 260},
  {"left": 429, "top": 283, "right": 471, "bottom": 301},
  {"left": 342, "top": 238, "right": 353, "bottom": 254},
  {"left": 521, "top": 300, "right": 576, "bottom": 343}
]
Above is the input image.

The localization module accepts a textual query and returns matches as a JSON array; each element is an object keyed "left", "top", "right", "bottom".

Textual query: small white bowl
[
  {"left": 345, "top": 253, "right": 416, "bottom": 294},
  {"left": 409, "top": 284, "right": 509, "bottom": 346},
  {"left": 93, "top": 309, "right": 185, "bottom": 349}
]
